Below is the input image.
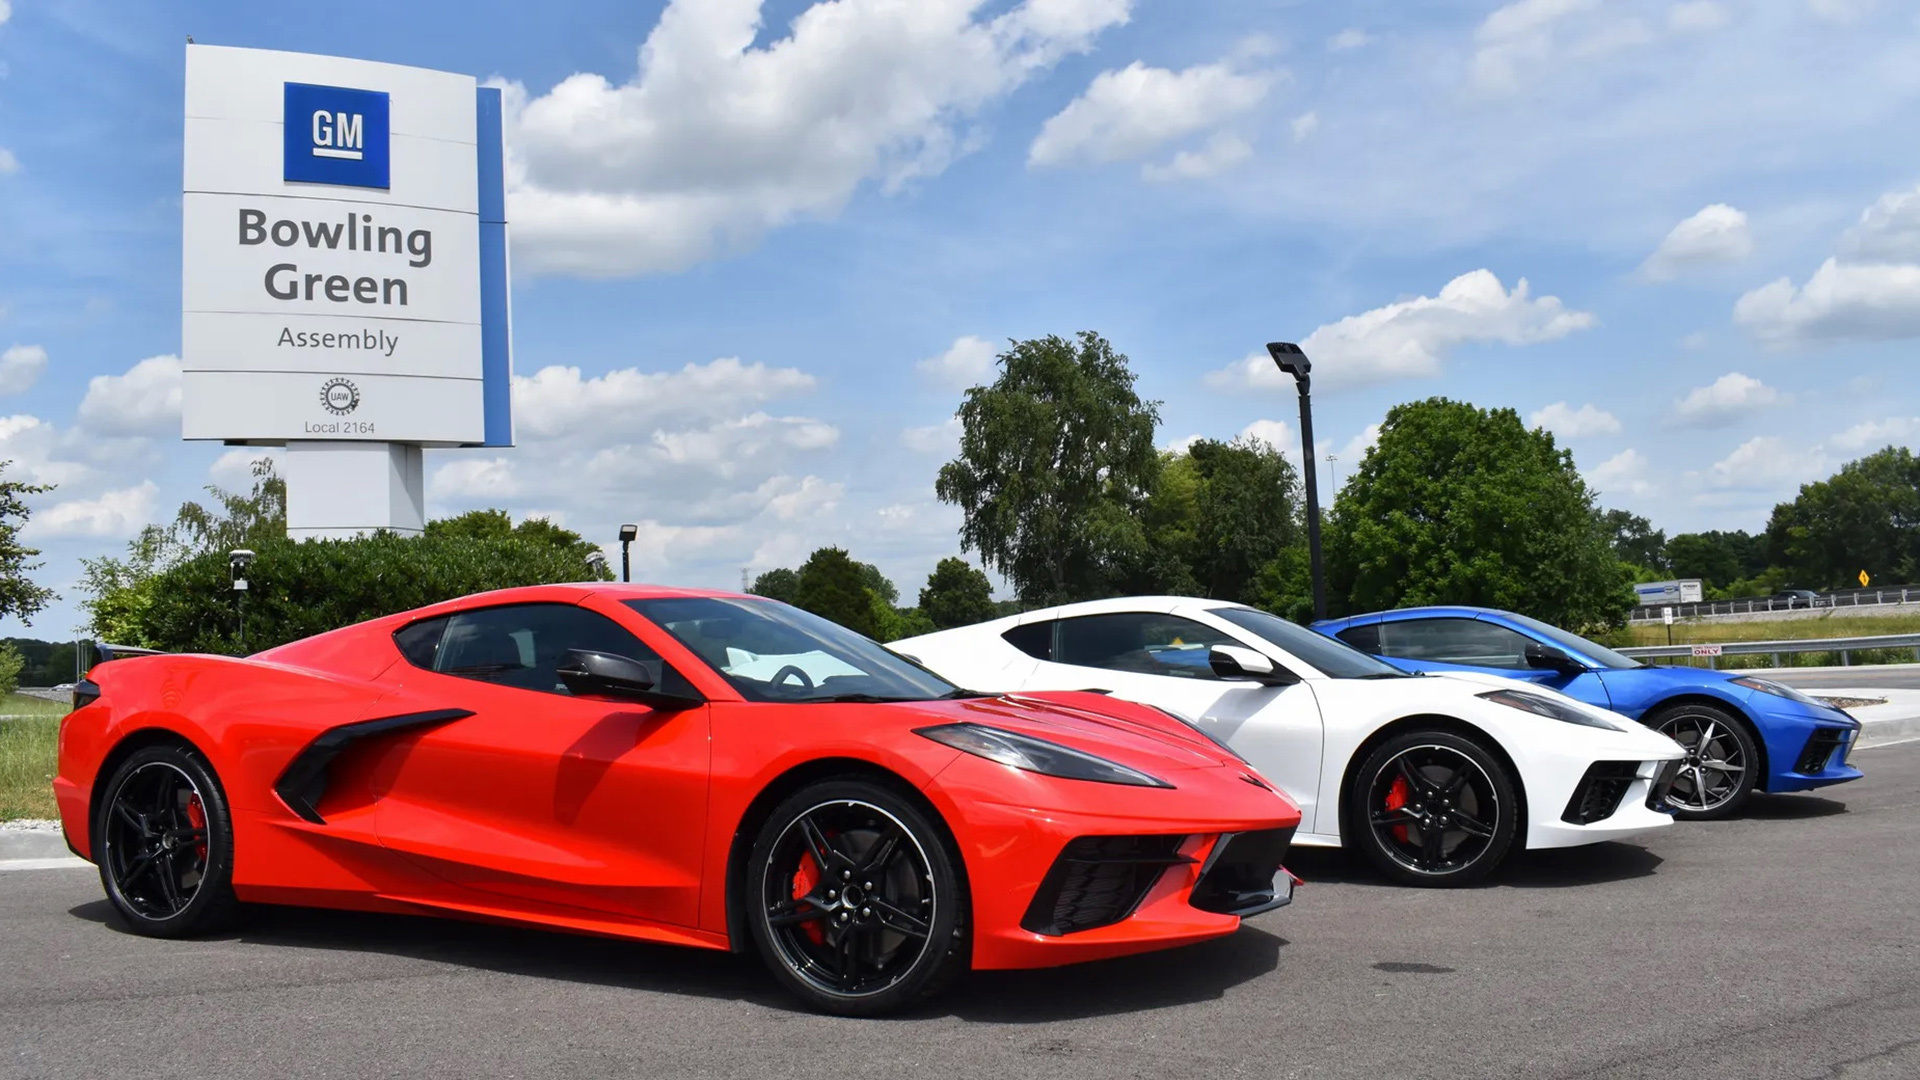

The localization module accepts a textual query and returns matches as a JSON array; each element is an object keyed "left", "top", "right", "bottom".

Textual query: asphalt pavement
[
  {"left": 1764, "top": 663, "right": 1920, "bottom": 690},
  {"left": 4, "top": 743, "right": 1918, "bottom": 1080}
]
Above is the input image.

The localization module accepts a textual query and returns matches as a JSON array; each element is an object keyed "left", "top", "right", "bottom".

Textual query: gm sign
[{"left": 283, "top": 82, "right": 390, "bottom": 189}]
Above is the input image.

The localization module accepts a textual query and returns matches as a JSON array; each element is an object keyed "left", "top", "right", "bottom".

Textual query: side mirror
[
  {"left": 1209, "top": 644, "right": 1296, "bottom": 686},
  {"left": 1524, "top": 643, "right": 1585, "bottom": 674},
  {"left": 556, "top": 649, "right": 704, "bottom": 711}
]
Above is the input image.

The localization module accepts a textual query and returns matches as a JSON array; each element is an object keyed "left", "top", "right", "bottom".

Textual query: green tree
[
  {"left": 0, "top": 460, "right": 56, "bottom": 624},
  {"left": 855, "top": 561, "right": 899, "bottom": 606},
  {"left": 919, "top": 557, "right": 997, "bottom": 630},
  {"left": 1599, "top": 509, "right": 1667, "bottom": 571},
  {"left": 424, "top": 508, "right": 607, "bottom": 572},
  {"left": 749, "top": 567, "right": 801, "bottom": 604},
  {"left": 793, "top": 547, "right": 882, "bottom": 638},
  {"left": 1665, "top": 530, "right": 1763, "bottom": 590},
  {"left": 1183, "top": 437, "right": 1302, "bottom": 601},
  {"left": 1326, "top": 398, "right": 1631, "bottom": 628},
  {"left": 0, "top": 641, "right": 23, "bottom": 696},
  {"left": 1764, "top": 446, "right": 1920, "bottom": 587},
  {"left": 935, "top": 332, "right": 1161, "bottom": 604}
]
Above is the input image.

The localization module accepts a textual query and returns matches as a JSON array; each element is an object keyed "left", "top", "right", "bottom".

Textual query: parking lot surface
[{"left": 4, "top": 743, "right": 1917, "bottom": 1080}]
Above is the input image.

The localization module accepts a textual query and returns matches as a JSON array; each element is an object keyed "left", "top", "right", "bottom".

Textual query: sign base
[{"left": 284, "top": 441, "right": 424, "bottom": 539}]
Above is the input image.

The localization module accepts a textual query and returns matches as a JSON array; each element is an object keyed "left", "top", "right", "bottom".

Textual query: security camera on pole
[
  {"left": 1266, "top": 342, "right": 1326, "bottom": 622},
  {"left": 229, "top": 549, "right": 255, "bottom": 653}
]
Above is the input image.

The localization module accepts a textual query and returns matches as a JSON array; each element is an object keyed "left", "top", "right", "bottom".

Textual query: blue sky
[{"left": 4, "top": 0, "right": 1920, "bottom": 638}]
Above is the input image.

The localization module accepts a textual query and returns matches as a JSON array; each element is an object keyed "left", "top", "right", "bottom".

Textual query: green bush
[{"left": 115, "top": 531, "right": 608, "bottom": 654}]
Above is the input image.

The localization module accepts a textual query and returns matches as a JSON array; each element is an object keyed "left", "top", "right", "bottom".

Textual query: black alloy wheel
[
  {"left": 746, "top": 778, "right": 967, "bottom": 1016},
  {"left": 1349, "top": 730, "right": 1519, "bottom": 888},
  {"left": 1647, "top": 703, "right": 1757, "bottom": 820},
  {"left": 95, "top": 743, "right": 241, "bottom": 937}
]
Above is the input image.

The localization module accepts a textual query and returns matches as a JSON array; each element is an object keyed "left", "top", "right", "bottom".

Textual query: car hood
[
  {"left": 879, "top": 690, "right": 1243, "bottom": 774},
  {"left": 1353, "top": 669, "right": 1646, "bottom": 732}
]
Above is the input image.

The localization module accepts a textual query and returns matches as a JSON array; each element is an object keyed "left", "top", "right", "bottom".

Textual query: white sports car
[{"left": 894, "top": 597, "right": 1685, "bottom": 887}]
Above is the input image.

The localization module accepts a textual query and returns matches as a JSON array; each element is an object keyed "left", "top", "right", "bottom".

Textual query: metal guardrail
[
  {"left": 1629, "top": 584, "right": 1920, "bottom": 623},
  {"left": 1618, "top": 632, "right": 1920, "bottom": 669}
]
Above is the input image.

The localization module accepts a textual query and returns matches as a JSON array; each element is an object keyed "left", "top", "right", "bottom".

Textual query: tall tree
[
  {"left": 919, "top": 557, "right": 996, "bottom": 630},
  {"left": 425, "top": 508, "right": 607, "bottom": 571},
  {"left": 935, "top": 332, "right": 1161, "bottom": 604},
  {"left": 793, "top": 547, "right": 882, "bottom": 638},
  {"left": 1764, "top": 446, "right": 1920, "bottom": 586},
  {"left": 1598, "top": 509, "right": 1667, "bottom": 571},
  {"left": 1665, "top": 530, "right": 1763, "bottom": 589},
  {"left": 749, "top": 567, "right": 801, "bottom": 604},
  {"left": 1326, "top": 398, "right": 1631, "bottom": 628},
  {"left": 855, "top": 561, "right": 899, "bottom": 606},
  {"left": 1185, "top": 437, "right": 1302, "bottom": 601},
  {"left": 0, "top": 460, "right": 55, "bottom": 624}
]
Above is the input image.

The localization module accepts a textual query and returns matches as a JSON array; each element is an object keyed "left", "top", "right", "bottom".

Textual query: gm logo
[{"left": 283, "top": 82, "right": 390, "bottom": 189}]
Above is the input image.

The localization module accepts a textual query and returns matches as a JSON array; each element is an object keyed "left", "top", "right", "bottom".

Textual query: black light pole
[
  {"left": 1267, "top": 342, "right": 1325, "bottom": 621},
  {"left": 229, "top": 549, "right": 254, "bottom": 653},
  {"left": 618, "top": 524, "right": 638, "bottom": 583}
]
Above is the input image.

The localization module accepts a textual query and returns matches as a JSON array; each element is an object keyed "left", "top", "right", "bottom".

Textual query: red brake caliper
[
  {"left": 185, "top": 794, "right": 208, "bottom": 862},
  {"left": 1384, "top": 777, "right": 1411, "bottom": 844},
  {"left": 792, "top": 852, "right": 824, "bottom": 945}
]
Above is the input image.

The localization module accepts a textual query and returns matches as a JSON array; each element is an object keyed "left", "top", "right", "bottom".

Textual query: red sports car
[{"left": 56, "top": 585, "right": 1299, "bottom": 1014}]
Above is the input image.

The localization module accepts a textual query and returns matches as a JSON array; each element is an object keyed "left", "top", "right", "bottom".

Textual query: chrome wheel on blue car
[{"left": 1648, "top": 703, "right": 1756, "bottom": 820}]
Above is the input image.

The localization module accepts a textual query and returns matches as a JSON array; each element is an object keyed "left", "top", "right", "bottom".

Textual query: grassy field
[
  {"left": 0, "top": 694, "right": 67, "bottom": 820},
  {"left": 1596, "top": 613, "right": 1920, "bottom": 670}
]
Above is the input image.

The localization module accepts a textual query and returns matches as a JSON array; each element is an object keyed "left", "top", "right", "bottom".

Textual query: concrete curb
[{"left": 0, "top": 825, "right": 87, "bottom": 871}]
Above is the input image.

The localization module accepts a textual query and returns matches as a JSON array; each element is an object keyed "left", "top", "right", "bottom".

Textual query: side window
[
  {"left": 1054, "top": 613, "right": 1236, "bottom": 680},
  {"left": 393, "top": 616, "right": 449, "bottom": 669},
  {"left": 1335, "top": 624, "right": 1380, "bottom": 654},
  {"left": 421, "top": 603, "right": 667, "bottom": 696},
  {"left": 1379, "top": 618, "right": 1533, "bottom": 670},
  {"left": 1001, "top": 621, "right": 1054, "bottom": 661}
]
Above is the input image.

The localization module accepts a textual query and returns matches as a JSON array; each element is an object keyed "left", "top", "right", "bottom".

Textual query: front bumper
[
  {"left": 1747, "top": 696, "right": 1863, "bottom": 793},
  {"left": 1526, "top": 754, "right": 1682, "bottom": 850},
  {"left": 925, "top": 754, "right": 1300, "bottom": 970}
]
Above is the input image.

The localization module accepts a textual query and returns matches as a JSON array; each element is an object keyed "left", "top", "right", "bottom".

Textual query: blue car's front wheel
[{"left": 1647, "top": 703, "right": 1757, "bottom": 820}]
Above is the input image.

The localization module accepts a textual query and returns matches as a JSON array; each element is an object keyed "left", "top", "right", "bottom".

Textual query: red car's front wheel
[
  {"left": 94, "top": 743, "right": 241, "bottom": 938},
  {"left": 746, "top": 778, "right": 968, "bottom": 1016}
]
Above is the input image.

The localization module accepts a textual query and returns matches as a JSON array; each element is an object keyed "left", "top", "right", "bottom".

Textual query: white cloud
[
  {"left": 1205, "top": 270, "right": 1595, "bottom": 392},
  {"left": 1328, "top": 28, "right": 1372, "bottom": 51},
  {"left": 1705, "top": 435, "right": 1824, "bottom": 488},
  {"left": 1640, "top": 203, "right": 1752, "bottom": 279},
  {"left": 514, "top": 357, "right": 815, "bottom": 441},
  {"left": 1162, "top": 432, "right": 1204, "bottom": 454},
  {"left": 1290, "top": 112, "right": 1319, "bottom": 143},
  {"left": 1832, "top": 416, "right": 1918, "bottom": 451},
  {"left": 431, "top": 458, "right": 522, "bottom": 500},
  {"left": 1668, "top": 1, "right": 1730, "bottom": 32},
  {"left": 915, "top": 335, "right": 997, "bottom": 389},
  {"left": 1028, "top": 57, "right": 1271, "bottom": 178},
  {"left": 1470, "top": 0, "right": 1603, "bottom": 93},
  {"left": 208, "top": 448, "right": 280, "bottom": 490},
  {"left": 1140, "top": 133, "right": 1252, "bottom": 183},
  {"left": 0, "top": 2, "right": 10, "bottom": 27},
  {"left": 766, "top": 475, "right": 844, "bottom": 520},
  {"left": 1237, "top": 418, "right": 1294, "bottom": 452},
  {"left": 77, "top": 355, "right": 182, "bottom": 438},
  {"left": 1807, "top": 0, "right": 1876, "bottom": 23},
  {"left": 0, "top": 414, "right": 92, "bottom": 488},
  {"left": 1734, "top": 183, "right": 1920, "bottom": 346},
  {"left": 0, "top": 345, "right": 46, "bottom": 395},
  {"left": 1586, "top": 448, "right": 1654, "bottom": 497},
  {"left": 24, "top": 481, "right": 158, "bottom": 539},
  {"left": 1530, "top": 401, "right": 1622, "bottom": 438},
  {"left": 901, "top": 417, "right": 962, "bottom": 454},
  {"left": 0, "top": 149, "right": 16, "bottom": 176},
  {"left": 1674, "top": 372, "right": 1783, "bottom": 423},
  {"left": 498, "top": 0, "right": 1131, "bottom": 276},
  {"left": 1335, "top": 423, "right": 1381, "bottom": 464}
]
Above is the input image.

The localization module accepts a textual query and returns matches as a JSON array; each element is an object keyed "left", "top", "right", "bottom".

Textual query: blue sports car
[{"left": 1311, "top": 606, "right": 1863, "bottom": 819}]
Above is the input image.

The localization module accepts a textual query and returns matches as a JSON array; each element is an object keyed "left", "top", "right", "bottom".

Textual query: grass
[
  {"left": 1595, "top": 613, "right": 1920, "bottom": 671},
  {"left": 0, "top": 693, "right": 73, "bottom": 719},
  {"left": 0, "top": 714, "right": 61, "bottom": 821}
]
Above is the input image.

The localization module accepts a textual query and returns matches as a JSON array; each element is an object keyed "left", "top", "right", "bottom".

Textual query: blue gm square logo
[{"left": 283, "top": 82, "right": 390, "bottom": 189}]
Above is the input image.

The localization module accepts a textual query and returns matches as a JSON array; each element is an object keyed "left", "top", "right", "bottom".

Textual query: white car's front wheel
[{"left": 1348, "top": 730, "right": 1519, "bottom": 888}]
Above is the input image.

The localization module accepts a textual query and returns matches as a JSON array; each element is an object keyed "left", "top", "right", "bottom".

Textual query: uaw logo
[
  {"left": 283, "top": 82, "right": 391, "bottom": 189},
  {"left": 319, "top": 378, "right": 361, "bottom": 416}
]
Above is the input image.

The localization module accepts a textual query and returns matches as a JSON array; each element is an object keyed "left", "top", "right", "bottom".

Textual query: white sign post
[{"left": 181, "top": 45, "right": 511, "bottom": 538}]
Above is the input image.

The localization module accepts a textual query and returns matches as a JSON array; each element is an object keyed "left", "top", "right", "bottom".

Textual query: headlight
[
  {"left": 1730, "top": 676, "right": 1821, "bottom": 707},
  {"left": 915, "top": 722, "right": 1173, "bottom": 788},
  {"left": 1149, "top": 705, "right": 1248, "bottom": 764},
  {"left": 1477, "top": 688, "right": 1623, "bottom": 730}
]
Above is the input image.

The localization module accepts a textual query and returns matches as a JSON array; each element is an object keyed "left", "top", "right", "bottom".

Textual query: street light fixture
[
  {"left": 229, "top": 549, "right": 255, "bottom": 653},
  {"left": 617, "top": 524, "right": 638, "bottom": 583},
  {"left": 1266, "top": 342, "right": 1326, "bottom": 621}
]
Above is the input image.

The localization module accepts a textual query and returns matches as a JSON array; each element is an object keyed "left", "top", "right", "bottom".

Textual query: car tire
[
  {"left": 93, "top": 742, "right": 241, "bottom": 938},
  {"left": 745, "top": 777, "right": 969, "bottom": 1016},
  {"left": 1347, "top": 729, "right": 1520, "bottom": 888},
  {"left": 1644, "top": 702, "right": 1758, "bottom": 820}
]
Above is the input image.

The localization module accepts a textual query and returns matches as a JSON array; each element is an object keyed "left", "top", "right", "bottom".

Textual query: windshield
[
  {"left": 626, "top": 597, "right": 962, "bottom": 703},
  {"left": 1500, "top": 612, "right": 1644, "bottom": 670},
  {"left": 1213, "top": 606, "right": 1409, "bottom": 679}
]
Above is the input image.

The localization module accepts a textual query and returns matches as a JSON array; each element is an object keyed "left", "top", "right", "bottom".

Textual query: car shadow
[
  {"left": 1280, "top": 841, "right": 1662, "bottom": 889},
  {"left": 66, "top": 899, "right": 1282, "bottom": 1020},
  {"left": 1740, "top": 792, "right": 1848, "bottom": 819}
]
